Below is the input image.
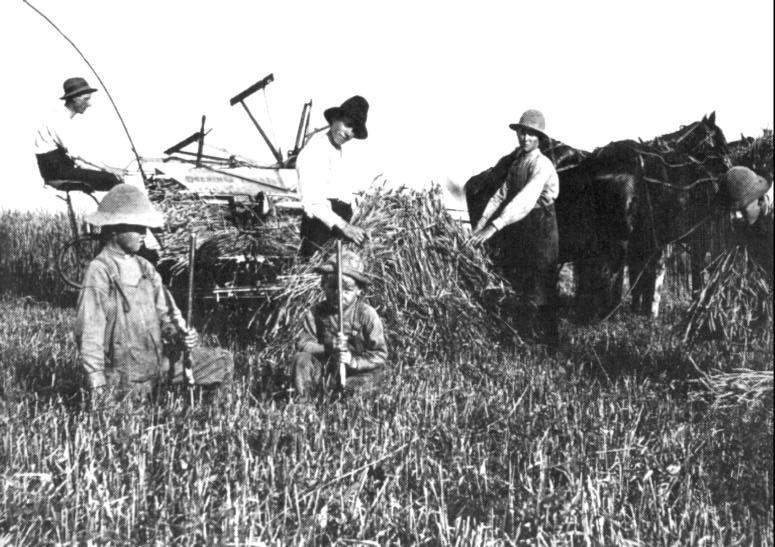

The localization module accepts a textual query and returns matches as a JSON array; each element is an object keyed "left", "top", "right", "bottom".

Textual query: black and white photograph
[{"left": 0, "top": 1, "right": 772, "bottom": 544}]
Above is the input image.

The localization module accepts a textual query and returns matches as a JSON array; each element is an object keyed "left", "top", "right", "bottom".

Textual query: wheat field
[{"left": 0, "top": 205, "right": 772, "bottom": 545}]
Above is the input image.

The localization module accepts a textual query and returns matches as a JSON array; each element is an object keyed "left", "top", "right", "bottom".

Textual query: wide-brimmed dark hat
[
  {"left": 314, "top": 249, "right": 370, "bottom": 286},
  {"left": 60, "top": 77, "right": 98, "bottom": 100},
  {"left": 509, "top": 109, "right": 549, "bottom": 140},
  {"left": 324, "top": 95, "right": 369, "bottom": 140}
]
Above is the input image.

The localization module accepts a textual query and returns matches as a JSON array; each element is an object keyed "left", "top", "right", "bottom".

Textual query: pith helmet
[
  {"left": 86, "top": 184, "right": 164, "bottom": 228},
  {"left": 722, "top": 166, "right": 771, "bottom": 209},
  {"left": 509, "top": 109, "right": 549, "bottom": 140},
  {"left": 314, "top": 249, "right": 370, "bottom": 286},
  {"left": 324, "top": 95, "right": 369, "bottom": 140},
  {"left": 60, "top": 77, "right": 98, "bottom": 100}
]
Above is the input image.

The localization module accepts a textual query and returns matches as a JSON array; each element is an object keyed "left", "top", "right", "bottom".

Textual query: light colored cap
[
  {"left": 723, "top": 166, "right": 771, "bottom": 210},
  {"left": 509, "top": 109, "right": 548, "bottom": 140},
  {"left": 86, "top": 184, "right": 164, "bottom": 228}
]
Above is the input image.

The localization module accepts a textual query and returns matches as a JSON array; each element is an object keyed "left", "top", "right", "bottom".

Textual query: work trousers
[
  {"left": 494, "top": 203, "right": 560, "bottom": 342},
  {"left": 291, "top": 351, "right": 384, "bottom": 398},
  {"left": 299, "top": 199, "right": 353, "bottom": 258},
  {"left": 36, "top": 149, "right": 121, "bottom": 192},
  {"left": 102, "top": 346, "right": 234, "bottom": 402}
]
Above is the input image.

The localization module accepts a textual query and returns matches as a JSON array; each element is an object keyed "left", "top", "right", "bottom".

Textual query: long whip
[{"left": 22, "top": 0, "right": 149, "bottom": 185}]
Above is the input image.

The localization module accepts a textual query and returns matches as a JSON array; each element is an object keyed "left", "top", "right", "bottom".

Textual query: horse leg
[
  {"left": 629, "top": 248, "right": 666, "bottom": 319},
  {"left": 593, "top": 171, "right": 637, "bottom": 316},
  {"left": 575, "top": 257, "right": 606, "bottom": 321},
  {"left": 628, "top": 249, "right": 657, "bottom": 316},
  {"left": 688, "top": 225, "right": 711, "bottom": 299},
  {"left": 604, "top": 239, "right": 628, "bottom": 314},
  {"left": 573, "top": 260, "right": 590, "bottom": 320},
  {"left": 649, "top": 252, "right": 667, "bottom": 318}
]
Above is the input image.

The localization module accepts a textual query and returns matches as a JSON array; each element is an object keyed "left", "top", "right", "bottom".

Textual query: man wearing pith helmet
[
  {"left": 295, "top": 95, "right": 370, "bottom": 257},
  {"left": 34, "top": 77, "right": 126, "bottom": 192},
  {"left": 718, "top": 165, "right": 773, "bottom": 277},
  {"left": 75, "top": 184, "right": 233, "bottom": 404},
  {"left": 469, "top": 109, "right": 560, "bottom": 345}
]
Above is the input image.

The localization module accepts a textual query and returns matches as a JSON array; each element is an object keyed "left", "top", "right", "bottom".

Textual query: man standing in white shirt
[
  {"left": 295, "top": 95, "right": 369, "bottom": 257},
  {"left": 34, "top": 77, "right": 125, "bottom": 193}
]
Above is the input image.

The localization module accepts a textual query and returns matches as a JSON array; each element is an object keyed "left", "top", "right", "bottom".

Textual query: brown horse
[
  {"left": 560, "top": 112, "right": 732, "bottom": 318},
  {"left": 465, "top": 113, "right": 732, "bottom": 320}
]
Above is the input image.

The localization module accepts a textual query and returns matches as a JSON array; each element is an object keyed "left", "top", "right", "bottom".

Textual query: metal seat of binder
[{"left": 45, "top": 179, "right": 94, "bottom": 193}]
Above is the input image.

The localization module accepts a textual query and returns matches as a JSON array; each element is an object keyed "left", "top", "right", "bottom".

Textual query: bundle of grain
[
  {"left": 255, "top": 185, "right": 516, "bottom": 364},
  {"left": 730, "top": 130, "right": 773, "bottom": 181},
  {"left": 681, "top": 245, "right": 772, "bottom": 344},
  {"left": 149, "top": 177, "right": 237, "bottom": 257},
  {"left": 165, "top": 216, "right": 300, "bottom": 289},
  {"left": 147, "top": 177, "right": 300, "bottom": 290}
]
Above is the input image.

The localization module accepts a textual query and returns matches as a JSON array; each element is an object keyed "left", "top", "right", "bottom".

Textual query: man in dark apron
[
  {"left": 470, "top": 110, "right": 560, "bottom": 344},
  {"left": 295, "top": 95, "right": 370, "bottom": 257}
]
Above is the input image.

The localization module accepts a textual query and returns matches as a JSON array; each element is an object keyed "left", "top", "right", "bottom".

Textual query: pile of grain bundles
[
  {"left": 257, "top": 186, "right": 515, "bottom": 361},
  {"left": 681, "top": 245, "right": 772, "bottom": 345}
]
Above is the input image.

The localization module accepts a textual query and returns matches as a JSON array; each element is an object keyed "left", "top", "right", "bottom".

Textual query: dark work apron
[
  {"left": 495, "top": 202, "right": 559, "bottom": 308},
  {"left": 299, "top": 198, "right": 353, "bottom": 258},
  {"left": 741, "top": 211, "right": 773, "bottom": 282}
]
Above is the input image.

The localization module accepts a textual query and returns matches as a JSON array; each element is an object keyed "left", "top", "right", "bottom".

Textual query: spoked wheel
[{"left": 57, "top": 233, "right": 102, "bottom": 289}]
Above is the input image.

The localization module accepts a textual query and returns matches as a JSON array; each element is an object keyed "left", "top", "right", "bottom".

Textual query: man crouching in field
[
  {"left": 291, "top": 250, "right": 388, "bottom": 398},
  {"left": 75, "top": 184, "right": 233, "bottom": 405}
]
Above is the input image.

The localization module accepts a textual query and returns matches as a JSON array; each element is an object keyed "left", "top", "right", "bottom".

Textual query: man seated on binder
[
  {"left": 295, "top": 95, "right": 370, "bottom": 257},
  {"left": 33, "top": 77, "right": 126, "bottom": 192}
]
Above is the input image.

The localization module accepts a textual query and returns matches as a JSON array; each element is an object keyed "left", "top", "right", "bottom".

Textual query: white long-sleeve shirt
[
  {"left": 295, "top": 130, "right": 355, "bottom": 229},
  {"left": 33, "top": 104, "right": 78, "bottom": 155},
  {"left": 479, "top": 148, "right": 559, "bottom": 231},
  {"left": 33, "top": 103, "right": 111, "bottom": 171}
]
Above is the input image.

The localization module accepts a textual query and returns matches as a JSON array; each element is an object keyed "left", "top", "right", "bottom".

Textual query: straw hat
[
  {"left": 324, "top": 95, "right": 369, "bottom": 140},
  {"left": 722, "top": 166, "right": 771, "bottom": 209},
  {"left": 86, "top": 184, "right": 164, "bottom": 228},
  {"left": 314, "top": 249, "right": 370, "bottom": 285},
  {"left": 509, "top": 109, "right": 549, "bottom": 140},
  {"left": 60, "top": 77, "right": 98, "bottom": 100}
]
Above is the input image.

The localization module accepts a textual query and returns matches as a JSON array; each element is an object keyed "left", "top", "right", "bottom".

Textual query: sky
[{"left": 1, "top": 0, "right": 772, "bottom": 212}]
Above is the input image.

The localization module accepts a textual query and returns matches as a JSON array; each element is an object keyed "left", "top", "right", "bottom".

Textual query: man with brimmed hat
[
  {"left": 295, "top": 95, "right": 370, "bottom": 257},
  {"left": 75, "top": 184, "right": 233, "bottom": 404},
  {"left": 717, "top": 165, "right": 773, "bottom": 276},
  {"left": 290, "top": 248, "right": 388, "bottom": 398},
  {"left": 469, "top": 109, "right": 560, "bottom": 344},
  {"left": 34, "top": 77, "right": 126, "bottom": 193}
]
